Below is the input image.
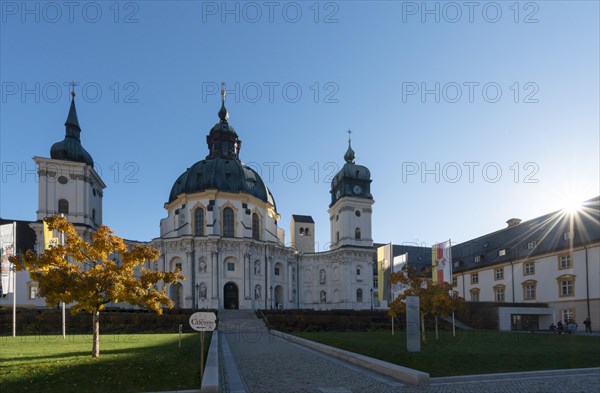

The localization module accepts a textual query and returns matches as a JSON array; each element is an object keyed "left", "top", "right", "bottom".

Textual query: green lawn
[
  {"left": 294, "top": 330, "right": 600, "bottom": 377},
  {"left": 0, "top": 333, "right": 211, "bottom": 393}
]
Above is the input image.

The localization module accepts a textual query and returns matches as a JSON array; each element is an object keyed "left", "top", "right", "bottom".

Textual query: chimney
[{"left": 506, "top": 218, "right": 522, "bottom": 227}]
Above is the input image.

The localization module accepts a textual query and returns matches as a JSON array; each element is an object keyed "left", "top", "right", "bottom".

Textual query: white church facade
[{"left": 5, "top": 86, "right": 376, "bottom": 311}]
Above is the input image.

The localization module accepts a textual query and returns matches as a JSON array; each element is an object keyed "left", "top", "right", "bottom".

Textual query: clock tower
[{"left": 328, "top": 134, "right": 373, "bottom": 249}]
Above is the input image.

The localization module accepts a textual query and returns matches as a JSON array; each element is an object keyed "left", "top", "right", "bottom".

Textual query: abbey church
[{"left": 17, "top": 86, "right": 376, "bottom": 311}]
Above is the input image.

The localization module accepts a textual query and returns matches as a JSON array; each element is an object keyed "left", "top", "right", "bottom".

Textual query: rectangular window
[
  {"left": 227, "top": 262, "right": 235, "bottom": 272},
  {"left": 471, "top": 273, "right": 479, "bottom": 284},
  {"left": 563, "top": 232, "right": 571, "bottom": 240},
  {"left": 356, "top": 268, "right": 361, "bottom": 276},
  {"left": 499, "top": 249, "right": 506, "bottom": 256},
  {"left": 452, "top": 277, "right": 457, "bottom": 287},
  {"left": 474, "top": 255, "right": 481, "bottom": 263},
  {"left": 274, "top": 267, "right": 280, "bottom": 276},
  {"left": 527, "top": 241, "right": 537, "bottom": 250},
  {"left": 524, "top": 262, "right": 535, "bottom": 275},
  {"left": 495, "top": 267, "right": 504, "bottom": 280},
  {"left": 525, "top": 284, "right": 536, "bottom": 300},
  {"left": 561, "top": 309, "right": 575, "bottom": 323},
  {"left": 175, "top": 263, "right": 182, "bottom": 272},
  {"left": 28, "top": 285, "right": 39, "bottom": 300},
  {"left": 495, "top": 287, "right": 505, "bottom": 302},
  {"left": 559, "top": 255, "right": 572, "bottom": 269},
  {"left": 560, "top": 279, "right": 573, "bottom": 296}
]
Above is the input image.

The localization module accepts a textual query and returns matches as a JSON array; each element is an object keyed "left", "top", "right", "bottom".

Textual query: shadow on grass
[{"left": 0, "top": 334, "right": 208, "bottom": 393}]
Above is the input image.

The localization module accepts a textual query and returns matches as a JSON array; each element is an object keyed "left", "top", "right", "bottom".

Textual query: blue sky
[{"left": 1, "top": 1, "right": 598, "bottom": 250}]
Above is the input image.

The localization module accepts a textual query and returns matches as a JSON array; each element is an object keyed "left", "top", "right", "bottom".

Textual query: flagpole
[
  {"left": 12, "top": 266, "right": 16, "bottom": 337},
  {"left": 60, "top": 215, "right": 66, "bottom": 339},
  {"left": 449, "top": 238, "right": 456, "bottom": 337},
  {"left": 12, "top": 222, "right": 17, "bottom": 337}
]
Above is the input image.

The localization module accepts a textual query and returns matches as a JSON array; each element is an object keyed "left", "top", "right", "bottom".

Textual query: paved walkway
[{"left": 218, "top": 310, "right": 600, "bottom": 393}]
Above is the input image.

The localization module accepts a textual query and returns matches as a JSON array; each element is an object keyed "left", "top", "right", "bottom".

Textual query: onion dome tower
[{"left": 328, "top": 131, "right": 374, "bottom": 249}]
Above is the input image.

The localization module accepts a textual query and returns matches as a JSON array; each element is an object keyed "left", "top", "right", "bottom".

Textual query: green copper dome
[
  {"left": 50, "top": 96, "right": 94, "bottom": 166},
  {"left": 168, "top": 158, "right": 277, "bottom": 208}
]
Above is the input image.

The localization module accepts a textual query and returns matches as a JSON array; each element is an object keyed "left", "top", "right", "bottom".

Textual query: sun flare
[{"left": 563, "top": 198, "right": 584, "bottom": 214}]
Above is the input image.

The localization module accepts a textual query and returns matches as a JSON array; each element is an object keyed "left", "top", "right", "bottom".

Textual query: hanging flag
[
  {"left": 432, "top": 240, "right": 452, "bottom": 286},
  {"left": 0, "top": 223, "right": 16, "bottom": 295},
  {"left": 377, "top": 246, "right": 385, "bottom": 302},
  {"left": 391, "top": 253, "right": 407, "bottom": 299},
  {"left": 376, "top": 243, "right": 393, "bottom": 302},
  {"left": 43, "top": 221, "right": 58, "bottom": 249}
]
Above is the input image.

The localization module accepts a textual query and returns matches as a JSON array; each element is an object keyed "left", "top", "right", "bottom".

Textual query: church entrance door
[
  {"left": 224, "top": 282, "right": 239, "bottom": 309},
  {"left": 170, "top": 283, "right": 183, "bottom": 308},
  {"left": 274, "top": 285, "right": 284, "bottom": 309}
]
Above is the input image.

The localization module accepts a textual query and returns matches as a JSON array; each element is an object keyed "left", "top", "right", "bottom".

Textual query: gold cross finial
[
  {"left": 221, "top": 81, "right": 226, "bottom": 101},
  {"left": 347, "top": 129, "right": 352, "bottom": 144}
]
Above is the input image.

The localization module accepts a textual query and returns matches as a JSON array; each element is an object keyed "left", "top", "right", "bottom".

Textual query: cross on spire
[
  {"left": 218, "top": 81, "right": 229, "bottom": 122},
  {"left": 344, "top": 129, "right": 356, "bottom": 163},
  {"left": 69, "top": 81, "right": 79, "bottom": 98}
]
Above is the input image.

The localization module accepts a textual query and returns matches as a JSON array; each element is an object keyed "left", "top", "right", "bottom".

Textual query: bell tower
[
  {"left": 32, "top": 87, "right": 105, "bottom": 247},
  {"left": 328, "top": 131, "right": 374, "bottom": 249}
]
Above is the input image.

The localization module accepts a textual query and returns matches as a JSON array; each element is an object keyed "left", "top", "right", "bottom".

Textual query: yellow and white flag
[{"left": 43, "top": 221, "right": 59, "bottom": 249}]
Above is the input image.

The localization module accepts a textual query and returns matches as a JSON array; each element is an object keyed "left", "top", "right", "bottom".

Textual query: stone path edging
[
  {"left": 200, "top": 331, "right": 220, "bottom": 393},
  {"left": 431, "top": 367, "right": 600, "bottom": 384},
  {"left": 270, "top": 330, "right": 430, "bottom": 386}
]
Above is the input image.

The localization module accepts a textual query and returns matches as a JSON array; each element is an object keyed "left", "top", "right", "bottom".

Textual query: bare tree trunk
[
  {"left": 421, "top": 313, "right": 427, "bottom": 344},
  {"left": 92, "top": 309, "right": 100, "bottom": 357}
]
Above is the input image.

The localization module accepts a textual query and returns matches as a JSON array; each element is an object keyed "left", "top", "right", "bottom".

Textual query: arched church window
[
  {"left": 223, "top": 207, "right": 234, "bottom": 237},
  {"left": 58, "top": 199, "right": 69, "bottom": 215},
  {"left": 305, "top": 228, "right": 310, "bottom": 236},
  {"left": 355, "top": 227, "right": 361, "bottom": 240},
  {"left": 194, "top": 208, "right": 204, "bottom": 236},
  {"left": 356, "top": 288, "right": 363, "bottom": 302},
  {"left": 252, "top": 213, "right": 260, "bottom": 240},
  {"left": 336, "top": 231, "right": 340, "bottom": 244},
  {"left": 299, "top": 227, "right": 304, "bottom": 235}
]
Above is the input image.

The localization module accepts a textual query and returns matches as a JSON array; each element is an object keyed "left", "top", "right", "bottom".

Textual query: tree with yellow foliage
[
  {"left": 388, "top": 265, "right": 463, "bottom": 344},
  {"left": 10, "top": 215, "right": 184, "bottom": 357}
]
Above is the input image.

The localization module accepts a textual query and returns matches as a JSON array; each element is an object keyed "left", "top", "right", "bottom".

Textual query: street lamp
[
  {"left": 270, "top": 286, "right": 273, "bottom": 310},
  {"left": 195, "top": 283, "right": 199, "bottom": 310},
  {"left": 370, "top": 287, "right": 374, "bottom": 312}
]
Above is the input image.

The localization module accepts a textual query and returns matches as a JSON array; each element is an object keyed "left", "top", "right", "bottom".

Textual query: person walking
[{"left": 583, "top": 317, "right": 592, "bottom": 333}]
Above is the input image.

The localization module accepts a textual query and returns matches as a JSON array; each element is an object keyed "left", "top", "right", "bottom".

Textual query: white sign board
[{"left": 189, "top": 312, "right": 216, "bottom": 332}]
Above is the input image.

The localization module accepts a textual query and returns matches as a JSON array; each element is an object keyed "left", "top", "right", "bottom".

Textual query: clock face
[{"left": 353, "top": 185, "right": 362, "bottom": 195}]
